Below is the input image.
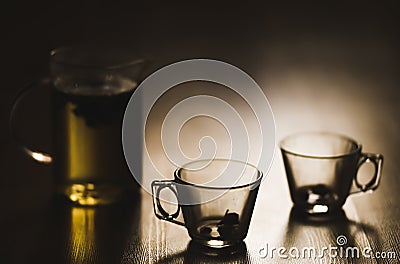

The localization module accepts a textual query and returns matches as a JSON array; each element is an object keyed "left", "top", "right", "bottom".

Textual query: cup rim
[
  {"left": 279, "top": 131, "right": 362, "bottom": 159},
  {"left": 174, "top": 158, "right": 263, "bottom": 190},
  {"left": 50, "top": 45, "right": 146, "bottom": 70}
]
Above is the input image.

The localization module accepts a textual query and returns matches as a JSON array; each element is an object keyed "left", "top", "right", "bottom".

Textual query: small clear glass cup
[
  {"left": 280, "top": 132, "right": 383, "bottom": 215},
  {"left": 152, "top": 159, "right": 263, "bottom": 248}
]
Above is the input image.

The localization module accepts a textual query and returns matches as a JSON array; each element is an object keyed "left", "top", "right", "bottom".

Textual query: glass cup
[
  {"left": 151, "top": 159, "right": 263, "bottom": 248},
  {"left": 10, "top": 45, "right": 146, "bottom": 205},
  {"left": 280, "top": 132, "right": 383, "bottom": 215}
]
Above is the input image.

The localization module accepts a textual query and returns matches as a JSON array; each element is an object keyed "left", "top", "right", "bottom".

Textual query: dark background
[{"left": 1, "top": 1, "right": 399, "bottom": 263}]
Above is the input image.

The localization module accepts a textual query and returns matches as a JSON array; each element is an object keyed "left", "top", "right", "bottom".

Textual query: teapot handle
[{"left": 9, "top": 78, "right": 53, "bottom": 164}]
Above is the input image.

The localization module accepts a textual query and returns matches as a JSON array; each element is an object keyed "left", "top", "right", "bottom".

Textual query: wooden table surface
[{"left": 1, "top": 1, "right": 399, "bottom": 263}]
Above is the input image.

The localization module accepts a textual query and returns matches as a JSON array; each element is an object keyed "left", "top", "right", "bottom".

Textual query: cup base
[
  {"left": 194, "top": 239, "right": 240, "bottom": 249},
  {"left": 59, "top": 183, "right": 125, "bottom": 206},
  {"left": 190, "top": 240, "right": 246, "bottom": 255},
  {"left": 290, "top": 206, "right": 347, "bottom": 223},
  {"left": 292, "top": 203, "right": 342, "bottom": 218}
]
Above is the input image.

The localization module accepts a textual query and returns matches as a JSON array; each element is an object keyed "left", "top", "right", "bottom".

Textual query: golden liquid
[{"left": 53, "top": 79, "right": 137, "bottom": 205}]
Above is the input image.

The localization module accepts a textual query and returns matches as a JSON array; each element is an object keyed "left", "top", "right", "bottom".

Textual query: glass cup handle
[
  {"left": 10, "top": 78, "right": 53, "bottom": 164},
  {"left": 353, "top": 153, "right": 384, "bottom": 193},
  {"left": 151, "top": 180, "right": 184, "bottom": 226}
]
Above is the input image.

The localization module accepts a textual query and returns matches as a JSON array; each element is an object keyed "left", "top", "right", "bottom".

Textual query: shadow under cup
[
  {"left": 152, "top": 159, "right": 263, "bottom": 248},
  {"left": 280, "top": 132, "right": 383, "bottom": 215}
]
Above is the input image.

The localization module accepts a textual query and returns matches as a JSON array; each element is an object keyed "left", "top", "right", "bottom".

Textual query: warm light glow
[
  {"left": 68, "top": 184, "right": 100, "bottom": 205},
  {"left": 31, "top": 151, "right": 52, "bottom": 163},
  {"left": 67, "top": 183, "right": 100, "bottom": 205},
  {"left": 68, "top": 194, "right": 98, "bottom": 206},
  {"left": 69, "top": 194, "right": 79, "bottom": 202},
  {"left": 72, "top": 184, "right": 85, "bottom": 192},
  {"left": 81, "top": 197, "right": 98, "bottom": 206},
  {"left": 312, "top": 204, "right": 329, "bottom": 213}
]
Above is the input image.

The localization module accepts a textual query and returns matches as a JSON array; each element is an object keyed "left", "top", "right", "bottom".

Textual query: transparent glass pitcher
[{"left": 10, "top": 45, "right": 147, "bottom": 205}]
